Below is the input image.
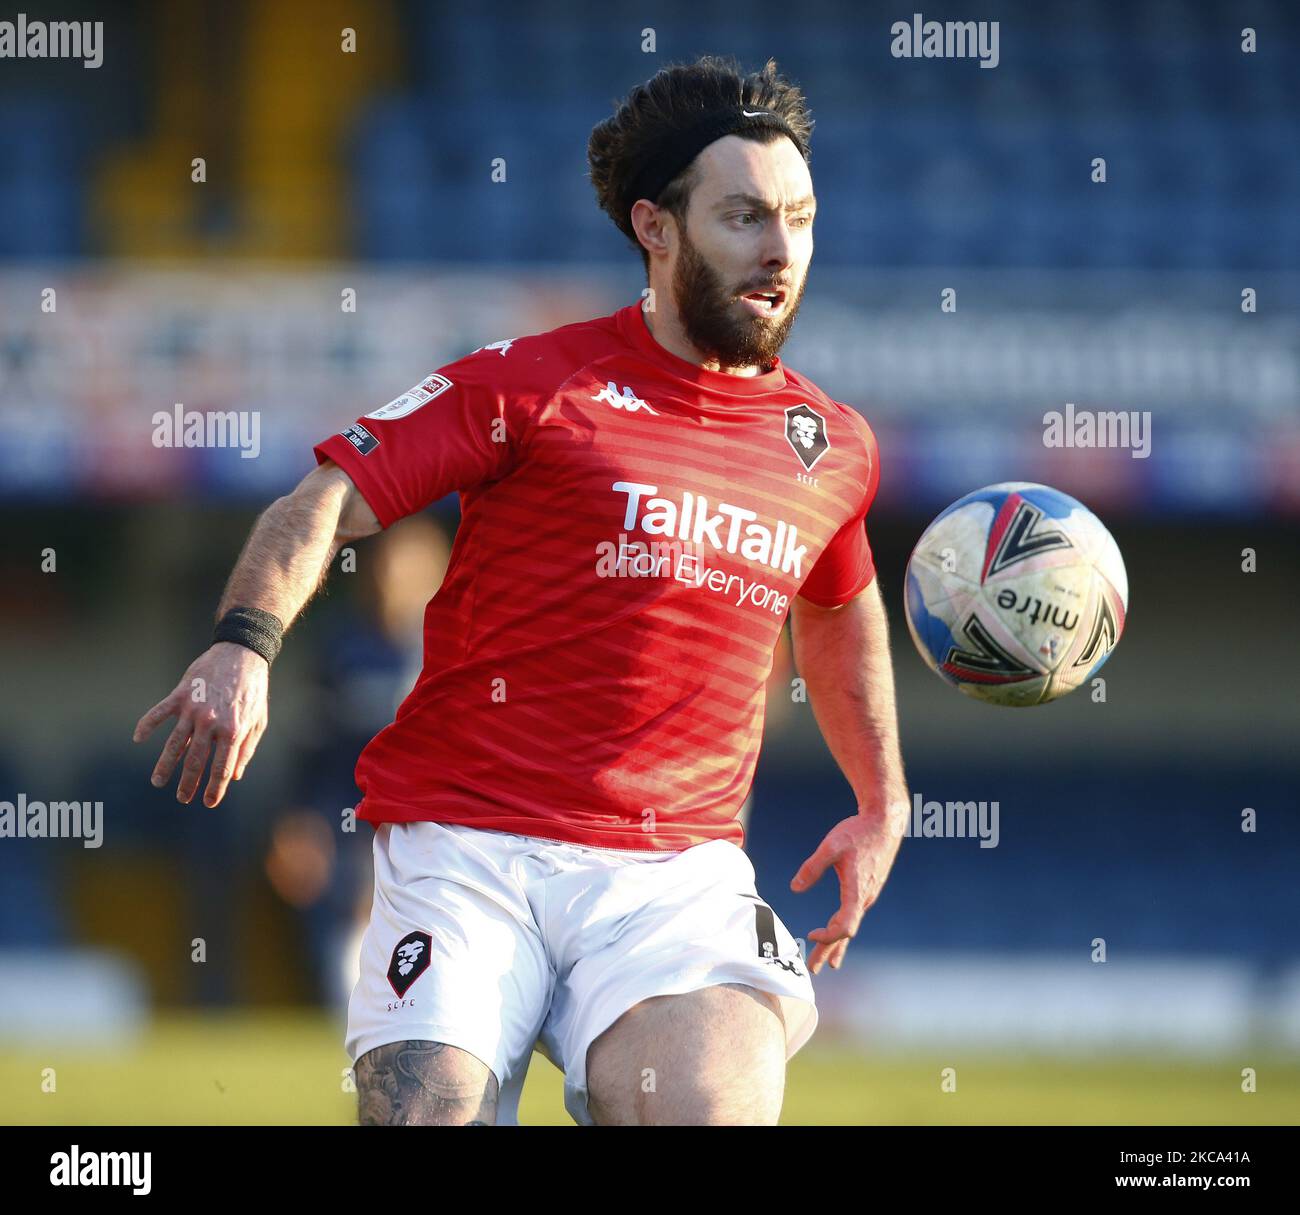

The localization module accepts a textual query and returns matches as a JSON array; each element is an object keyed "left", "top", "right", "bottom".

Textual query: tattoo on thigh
[{"left": 355, "top": 1040, "right": 498, "bottom": 1126}]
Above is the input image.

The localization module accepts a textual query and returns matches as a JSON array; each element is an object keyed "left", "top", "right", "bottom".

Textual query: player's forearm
[
  {"left": 790, "top": 581, "right": 909, "bottom": 823},
  {"left": 215, "top": 474, "right": 348, "bottom": 629}
]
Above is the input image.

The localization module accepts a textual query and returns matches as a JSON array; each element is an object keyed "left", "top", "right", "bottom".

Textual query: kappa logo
[
  {"left": 593, "top": 381, "right": 659, "bottom": 415},
  {"left": 387, "top": 930, "right": 432, "bottom": 997},
  {"left": 784, "top": 404, "right": 829, "bottom": 471},
  {"left": 473, "top": 338, "right": 515, "bottom": 357},
  {"left": 745, "top": 895, "right": 806, "bottom": 977},
  {"left": 365, "top": 373, "right": 453, "bottom": 421}
]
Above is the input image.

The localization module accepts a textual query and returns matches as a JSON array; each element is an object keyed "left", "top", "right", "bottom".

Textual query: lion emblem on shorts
[{"left": 387, "top": 930, "right": 432, "bottom": 997}]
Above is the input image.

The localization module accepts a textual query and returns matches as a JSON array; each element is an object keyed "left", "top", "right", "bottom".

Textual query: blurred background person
[{"left": 264, "top": 514, "right": 451, "bottom": 1012}]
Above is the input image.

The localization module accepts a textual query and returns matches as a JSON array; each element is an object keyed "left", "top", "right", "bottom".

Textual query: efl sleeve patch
[{"left": 365, "top": 372, "right": 454, "bottom": 421}]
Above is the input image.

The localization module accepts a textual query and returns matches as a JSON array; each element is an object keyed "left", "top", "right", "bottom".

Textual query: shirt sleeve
[
  {"left": 796, "top": 410, "right": 881, "bottom": 607},
  {"left": 312, "top": 349, "right": 543, "bottom": 528}
]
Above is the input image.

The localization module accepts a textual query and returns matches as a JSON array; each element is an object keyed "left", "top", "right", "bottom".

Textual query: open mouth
[{"left": 739, "top": 287, "right": 787, "bottom": 314}]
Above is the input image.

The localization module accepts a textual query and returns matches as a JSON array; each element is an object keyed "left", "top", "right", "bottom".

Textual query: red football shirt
[{"left": 313, "top": 301, "right": 880, "bottom": 851}]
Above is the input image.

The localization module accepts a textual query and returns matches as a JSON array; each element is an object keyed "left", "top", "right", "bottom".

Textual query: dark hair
[{"left": 588, "top": 55, "right": 814, "bottom": 274}]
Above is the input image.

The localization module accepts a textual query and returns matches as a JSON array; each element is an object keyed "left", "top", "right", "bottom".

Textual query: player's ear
[{"left": 630, "top": 199, "right": 672, "bottom": 259}]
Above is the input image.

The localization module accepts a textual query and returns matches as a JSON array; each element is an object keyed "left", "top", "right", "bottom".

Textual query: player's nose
[{"left": 758, "top": 217, "right": 798, "bottom": 269}]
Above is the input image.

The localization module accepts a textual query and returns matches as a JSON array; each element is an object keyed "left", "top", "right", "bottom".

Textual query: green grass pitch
[{"left": 2, "top": 1014, "right": 1295, "bottom": 1125}]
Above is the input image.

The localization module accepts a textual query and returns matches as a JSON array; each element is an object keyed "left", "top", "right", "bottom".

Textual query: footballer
[{"left": 134, "top": 55, "right": 910, "bottom": 1126}]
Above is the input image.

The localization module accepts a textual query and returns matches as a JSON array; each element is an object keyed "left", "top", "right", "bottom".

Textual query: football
[{"left": 904, "top": 482, "right": 1128, "bottom": 706}]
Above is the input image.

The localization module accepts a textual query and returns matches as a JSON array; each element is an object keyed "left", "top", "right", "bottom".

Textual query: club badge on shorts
[{"left": 387, "top": 930, "right": 432, "bottom": 997}]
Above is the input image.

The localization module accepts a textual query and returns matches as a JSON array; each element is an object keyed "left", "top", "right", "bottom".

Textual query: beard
[{"left": 670, "top": 225, "right": 805, "bottom": 371}]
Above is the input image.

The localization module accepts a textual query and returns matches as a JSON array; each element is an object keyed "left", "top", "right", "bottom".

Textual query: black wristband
[{"left": 213, "top": 607, "right": 284, "bottom": 666}]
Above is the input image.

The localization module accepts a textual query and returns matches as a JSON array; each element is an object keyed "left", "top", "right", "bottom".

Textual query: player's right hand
[{"left": 132, "top": 642, "right": 270, "bottom": 808}]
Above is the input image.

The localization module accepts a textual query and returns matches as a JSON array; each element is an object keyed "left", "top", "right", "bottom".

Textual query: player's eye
[{"left": 790, "top": 214, "right": 813, "bottom": 228}]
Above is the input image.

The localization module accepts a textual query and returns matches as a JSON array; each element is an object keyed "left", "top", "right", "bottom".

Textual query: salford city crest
[
  {"left": 386, "top": 930, "right": 432, "bottom": 997},
  {"left": 785, "top": 404, "right": 829, "bottom": 471}
]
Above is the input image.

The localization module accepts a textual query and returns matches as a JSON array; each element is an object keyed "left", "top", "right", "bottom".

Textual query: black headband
[{"left": 623, "top": 105, "right": 810, "bottom": 218}]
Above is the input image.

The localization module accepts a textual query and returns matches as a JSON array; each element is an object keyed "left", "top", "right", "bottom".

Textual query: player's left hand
[{"left": 790, "top": 807, "right": 905, "bottom": 974}]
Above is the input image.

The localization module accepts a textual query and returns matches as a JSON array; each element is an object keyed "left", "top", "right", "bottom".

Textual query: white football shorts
[{"left": 345, "top": 819, "right": 817, "bottom": 1125}]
